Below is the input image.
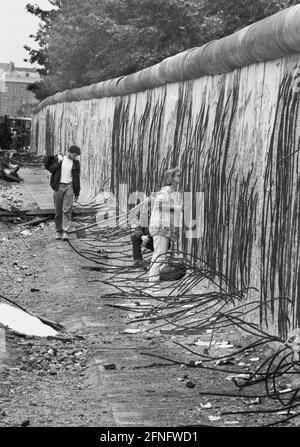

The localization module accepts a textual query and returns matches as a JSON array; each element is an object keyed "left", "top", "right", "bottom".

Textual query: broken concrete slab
[{"left": 0, "top": 304, "right": 58, "bottom": 337}]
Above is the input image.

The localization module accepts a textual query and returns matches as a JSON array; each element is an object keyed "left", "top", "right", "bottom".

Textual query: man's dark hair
[{"left": 68, "top": 145, "right": 81, "bottom": 155}]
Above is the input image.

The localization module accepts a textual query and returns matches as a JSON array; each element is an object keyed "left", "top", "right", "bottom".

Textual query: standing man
[{"left": 47, "top": 145, "right": 81, "bottom": 241}]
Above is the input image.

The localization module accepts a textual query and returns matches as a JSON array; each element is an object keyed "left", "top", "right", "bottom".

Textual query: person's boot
[
  {"left": 133, "top": 259, "right": 150, "bottom": 270},
  {"left": 61, "top": 232, "right": 69, "bottom": 241},
  {"left": 133, "top": 259, "right": 144, "bottom": 268}
]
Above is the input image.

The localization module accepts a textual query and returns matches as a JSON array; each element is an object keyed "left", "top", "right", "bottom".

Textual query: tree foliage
[{"left": 25, "top": 0, "right": 300, "bottom": 100}]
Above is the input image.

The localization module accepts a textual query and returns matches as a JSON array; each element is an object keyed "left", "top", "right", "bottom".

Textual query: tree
[
  {"left": 199, "top": 0, "right": 299, "bottom": 38},
  {"left": 25, "top": 0, "right": 300, "bottom": 100},
  {"left": 26, "top": 0, "right": 207, "bottom": 98}
]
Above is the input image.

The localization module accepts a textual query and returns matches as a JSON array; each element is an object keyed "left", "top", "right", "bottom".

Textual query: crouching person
[
  {"left": 129, "top": 195, "right": 154, "bottom": 268},
  {"left": 46, "top": 145, "right": 81, "bottom": 241},
  {"left": 0, "top": 151, "right": 22, "bottom": 182},
  {"left": 131, "top": 226, "right": 154, "bottom": 268},
  {"left": 148, "top": 168, "right": 183, "bottom": 288}
]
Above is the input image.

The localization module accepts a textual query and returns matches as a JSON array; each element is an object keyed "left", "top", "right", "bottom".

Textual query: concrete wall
[{"left": 31, "top": 8, "right": 300, "bottom": 337}]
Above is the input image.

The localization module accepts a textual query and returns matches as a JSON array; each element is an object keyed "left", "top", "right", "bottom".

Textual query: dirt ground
[{"left": 0, "top": 157, "right": 299, "bottom": 429}]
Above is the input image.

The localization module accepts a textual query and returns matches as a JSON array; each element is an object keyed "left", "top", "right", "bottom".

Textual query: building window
[{"left": 26, "top": 73, "right": 29, "bottom": 77}]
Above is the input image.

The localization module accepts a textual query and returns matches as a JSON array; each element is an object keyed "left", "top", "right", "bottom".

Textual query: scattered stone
[
  {"left": 188, "top": 360, "right": 202, "bottom": 367},
  {"left": 216, "top": 357, "right": 236, "bottom": 366},
  {"left": 103, "top": 363, "right": 117, "bottom": 370},
  {"left": 21, "top": 420, "right": 30, "bottom": 427},
  {"left": 215, "top": 341, "right": 234, "bottom": 349},
  {"left": 20, "top": 230, "right": 32, "bottom": 237},
  {"left": 186, "top": 381, "right": 196, "bottom": 389}
]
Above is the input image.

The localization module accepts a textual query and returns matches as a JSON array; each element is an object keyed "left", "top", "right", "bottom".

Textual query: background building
[{"left": 0, "top": 62, "right": 40, "bottom": 117}]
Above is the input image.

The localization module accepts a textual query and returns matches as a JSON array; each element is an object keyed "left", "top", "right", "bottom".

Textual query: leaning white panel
[{"left": 0, "top": 304, "right": 58, "bottom": 337}]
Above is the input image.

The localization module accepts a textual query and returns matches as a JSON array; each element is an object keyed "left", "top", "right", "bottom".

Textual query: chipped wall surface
[{"left": 31, "top": 7, "right": 300, "bottom": 337}]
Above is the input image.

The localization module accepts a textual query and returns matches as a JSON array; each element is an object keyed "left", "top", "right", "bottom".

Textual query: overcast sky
[{"left": 0, "top": 0, "right": 52, "bottom": 67}]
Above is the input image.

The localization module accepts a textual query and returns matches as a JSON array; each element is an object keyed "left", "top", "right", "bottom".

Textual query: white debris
[
  {"left": 194, "top": 361, "right": 202, "bottom": 366},
  {"left": 20, "top": 230, "right": 32, "bottom": 237},
  {"left": 225, "top": 373, "right": 250, "bottom": 381},
  {"left": 194, "top": 340, "right": 213, "bottom": 347},
  {"left": 278, "top": 388, "right": 293, "bottom": 394},
  {"left": 208, "top": 415, "right": 221, "bottom": 422},
  {"left": 276, "top": 410, "right": 296, "bottom": 415},
  {"left": 124, "top": 328, "right": 141, "bottom": 334},
  {"left": 200, "top": 402, "right": 212, "bottom": 409}
]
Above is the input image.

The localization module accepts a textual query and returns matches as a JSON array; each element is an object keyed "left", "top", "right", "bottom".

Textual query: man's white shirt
[{"left": 60, "top": 155, "right": 73, "bottom": 183}]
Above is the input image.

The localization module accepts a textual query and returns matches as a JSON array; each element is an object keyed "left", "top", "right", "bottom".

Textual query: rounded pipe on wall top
[{"left": 33, "top": 4, "right": 300, "bottom": 114}]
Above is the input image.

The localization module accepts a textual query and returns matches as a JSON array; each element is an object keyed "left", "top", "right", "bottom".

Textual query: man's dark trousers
[{"left": 131, "top": 228, "right": 154, "bottom": 261}]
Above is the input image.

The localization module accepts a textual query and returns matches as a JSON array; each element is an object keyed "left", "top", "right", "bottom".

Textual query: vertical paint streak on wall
[{"left": 261, "top": 73, "right": 300, "bottom": 338}]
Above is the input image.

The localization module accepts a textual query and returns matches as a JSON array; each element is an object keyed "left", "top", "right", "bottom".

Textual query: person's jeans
[
  {"left": 53, "top": 183, "right": 74, "bottom": 233},
  {"left": 131, "top": 228, "right": 154, "bottom": 260},
  {"left": 148, "top": 234, "right": 170, "bottom": 283}
]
